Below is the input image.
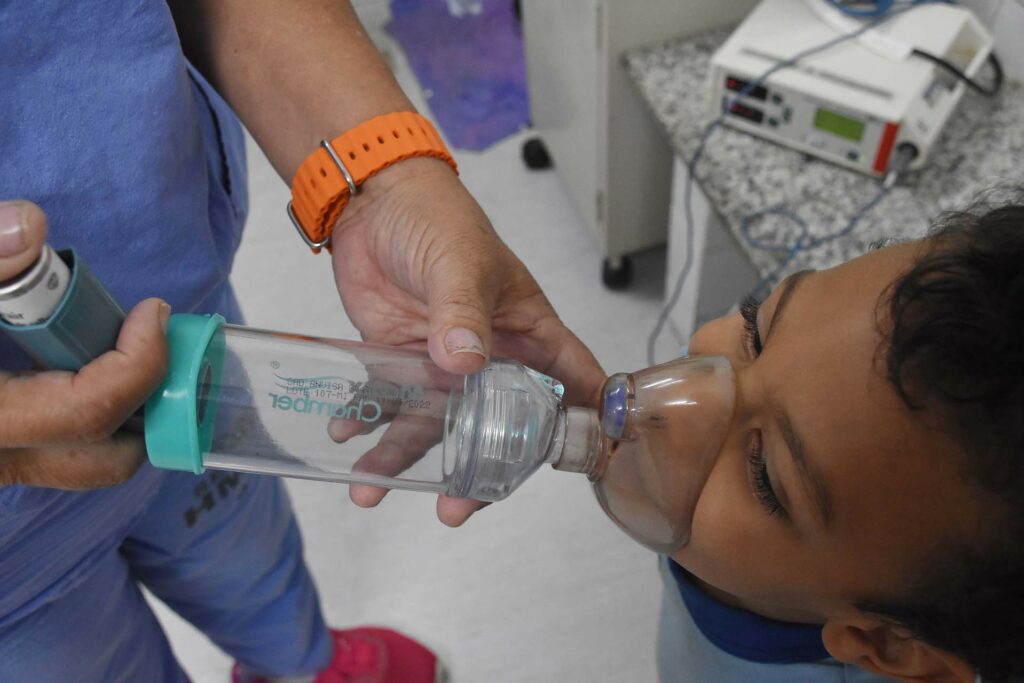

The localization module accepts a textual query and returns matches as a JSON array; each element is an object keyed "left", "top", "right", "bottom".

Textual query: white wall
[{"left": 959, "top": 0, "right": 1024, "bottom": 81}]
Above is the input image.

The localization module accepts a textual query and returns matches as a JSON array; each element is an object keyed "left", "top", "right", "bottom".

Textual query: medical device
[
  {"left": 0, "top": 246, "right": 738, "bottom": 554},
  {"left": 0, "top": 247, "right": 124, "bottom": 368},
  {"left": 708, "top": 0, "right": 995, "bottom": 175}
]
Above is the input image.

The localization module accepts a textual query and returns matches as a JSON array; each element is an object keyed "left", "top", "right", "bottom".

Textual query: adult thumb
[
  {"left": 0, "top": 201, "right": 47, "bottom": 283},
  {"left": 425, "top": 253, "right": 501, "bottom": 375}
]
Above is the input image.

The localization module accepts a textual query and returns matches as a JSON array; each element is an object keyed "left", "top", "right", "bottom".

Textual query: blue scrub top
[{"left": 0, "top": 1, "right": 250, "bottom": 628}]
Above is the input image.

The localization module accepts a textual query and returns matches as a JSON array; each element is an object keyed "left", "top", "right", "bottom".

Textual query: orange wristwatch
[{"left": 288, "top": 112, "right": 458, "bottom": 252}]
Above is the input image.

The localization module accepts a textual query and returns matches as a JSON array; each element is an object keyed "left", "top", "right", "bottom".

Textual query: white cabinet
[
  {"left": 663, "top": 158, "right": 760, "bottom": 350},
  {"left": 521, "top": 0, "right": 756, "bottom": 286}
]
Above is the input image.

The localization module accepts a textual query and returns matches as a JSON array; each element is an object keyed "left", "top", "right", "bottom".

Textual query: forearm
[{"left": 169, "top": 0, "right": 416, "bottom": 181}]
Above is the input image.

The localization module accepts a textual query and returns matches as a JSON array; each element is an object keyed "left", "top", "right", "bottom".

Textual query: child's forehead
[
  {"left": 762, "top": 242, "right": 925, "bottom": 344},
  {"left": 763, "top": 244, "right": 983, "bottom": 558},
  {"left": 766, "top": 245, "right": 924, "bottom": 421},
  {"left": 816, "top": 241, "right": 923, "bottom": 295},
  {"left": 758, "top": 246, "right": 915, "bottom": 355}
]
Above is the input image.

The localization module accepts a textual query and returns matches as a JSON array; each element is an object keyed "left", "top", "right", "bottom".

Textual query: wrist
[
  {"left": 288, "top": 112, "right": 457, "bottom": 252},
  {"left": 358, "top": 156, "right": 458, "bottom": 200},
  {"left": 333, "top": 156, "right": 465, "bottom": 246}
]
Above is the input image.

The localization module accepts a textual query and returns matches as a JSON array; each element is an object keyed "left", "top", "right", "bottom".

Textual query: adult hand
[
  {"left": 0, "top": 201, "right": 170, "bottom": 490},
  {"left": 170, "top": 0, "right": 602, "bottom": 523},
  {"left": 330, "top": 158, "right": 605, "bottom": 526}
]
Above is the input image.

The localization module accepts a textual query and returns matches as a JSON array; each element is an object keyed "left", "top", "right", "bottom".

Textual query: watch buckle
[{"left": 287, "top": 139, "right": 359, "bottom": 253}]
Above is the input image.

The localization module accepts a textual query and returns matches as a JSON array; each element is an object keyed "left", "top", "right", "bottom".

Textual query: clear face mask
[{"left": 585, "top": 356, "right": 736, "bottom": 554}]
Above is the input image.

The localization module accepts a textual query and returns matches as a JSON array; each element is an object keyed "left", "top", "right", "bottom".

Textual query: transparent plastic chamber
[
  {"left": 201, "top": 324, "right": 565, "bottom": 501},
  {"left": 145, "top": 315, "right": 736, "bottom": 553}
]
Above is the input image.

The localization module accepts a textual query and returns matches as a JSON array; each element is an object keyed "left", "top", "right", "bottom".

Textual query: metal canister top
[{"left": 0, "top": 245, "right": 71, "bottom": 326}]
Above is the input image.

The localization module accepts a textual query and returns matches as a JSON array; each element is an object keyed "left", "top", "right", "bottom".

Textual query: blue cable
[
  {"left": 824, "top": 0, "right": 895, "bottom": 17},
  {"left": 738, "top": 183, "right": 892, "bottom": 300},
  {"left": 823, "top": 0, "right": 953, "bottom": 17},
  {"left": 738, "top": 207, "right": 810, "bottom": 300}
]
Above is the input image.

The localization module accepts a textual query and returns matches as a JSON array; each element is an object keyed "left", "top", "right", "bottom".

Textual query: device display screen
[{"left": 814, "top": 108, "right": 865, "bottom": 142}]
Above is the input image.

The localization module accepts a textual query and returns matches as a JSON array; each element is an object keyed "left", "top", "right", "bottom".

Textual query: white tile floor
[{"left": 151, "top": 34, "right": 681, "bottom": 683}]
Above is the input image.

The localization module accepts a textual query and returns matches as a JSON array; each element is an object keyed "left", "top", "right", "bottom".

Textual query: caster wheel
[
  {"left": 602, "top": 256, "right": 633, "bottom": 290},
  {"left": 522, "top": 137, "right": 553, "bottom": 170}
]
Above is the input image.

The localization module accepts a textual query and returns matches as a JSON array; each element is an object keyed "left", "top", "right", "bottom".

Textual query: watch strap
[{"left": 289, "top": 112, "right": 458, "bottom": 252}]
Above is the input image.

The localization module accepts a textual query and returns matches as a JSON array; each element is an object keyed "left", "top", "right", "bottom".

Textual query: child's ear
[{"left": 822, "top": 615, "right": 976, "bottom": 682}]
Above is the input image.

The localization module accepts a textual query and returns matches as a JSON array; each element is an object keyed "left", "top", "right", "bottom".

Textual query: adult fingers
[
  {"left": 347, "top": 412, "right": 444, "bottom": 508},
  {"left": 0, "top": 298, "right": 170, "bottom": 447},
  {"left": 327, "top": 383, "right": 448, "bottom": 443},
  {"left": 535, "top": 324, "right": 606, "bottom": 408},
  {"left": 0, "top": 432, "right": 147, "bottom": 489},
  {"left": 492, "top": 315, "right": 606, "bottom": 408},
  {"left": 327, "top": 391, "right": 400, "bottom": 443},
  {"left": 423, "top": 239, "right": 503, "bottom": 376},
  {"left": 0, "top": 200, "right": 47, "bottom": 283},
  {"left": 436, "top": 495, "right": 489, "bottom": 527}
]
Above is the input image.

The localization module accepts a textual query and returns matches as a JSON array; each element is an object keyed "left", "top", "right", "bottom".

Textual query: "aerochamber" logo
[{"left": 267, "top": 372, "right": 427, "bottom": 424}]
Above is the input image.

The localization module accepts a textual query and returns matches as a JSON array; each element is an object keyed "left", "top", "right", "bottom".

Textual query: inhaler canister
[
  {"left": 0, "top": 247, "right": 126, "bottom": 371},
  {"left": 0, "top": 245, "right": 71, "bottom": 326}
]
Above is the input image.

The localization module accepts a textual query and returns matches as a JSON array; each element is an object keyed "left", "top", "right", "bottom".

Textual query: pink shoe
[{"left": 231, "top": 627, "right": 444, "bottom": 683}]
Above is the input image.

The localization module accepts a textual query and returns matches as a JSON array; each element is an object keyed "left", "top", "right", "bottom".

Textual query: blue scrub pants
[{"left": 0, "top": 469, "right": 333, "bottom": 682}]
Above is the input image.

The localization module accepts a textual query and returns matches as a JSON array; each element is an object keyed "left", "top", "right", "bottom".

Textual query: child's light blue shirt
[{"left": 658, "top": 558, "right": 891, "bottom": 682}]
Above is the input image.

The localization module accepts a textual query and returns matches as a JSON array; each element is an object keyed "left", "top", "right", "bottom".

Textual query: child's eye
[
  {"left": 748, "top": 430, "right": 784, "bottom": 518},
  {"left": 740, "top": 296, "right": 763, "bottom": 357}
]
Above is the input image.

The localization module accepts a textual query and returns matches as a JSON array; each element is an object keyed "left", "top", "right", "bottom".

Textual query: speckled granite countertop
[{"left": 624, "top": 28, "right": 1024, "bottom": 279}]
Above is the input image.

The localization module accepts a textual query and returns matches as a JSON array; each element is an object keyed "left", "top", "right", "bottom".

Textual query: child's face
[{"left": 673, "top": 242, "right": 988, "bottom": 626}]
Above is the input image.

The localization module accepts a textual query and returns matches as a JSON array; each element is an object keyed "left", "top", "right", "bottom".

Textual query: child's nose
[{"left": 686, "top": 314, "right": 736, "bottom": 358}]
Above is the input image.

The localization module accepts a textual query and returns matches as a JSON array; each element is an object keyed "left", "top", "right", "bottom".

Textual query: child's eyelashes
[
  {"left": 748, "top": 430, "right": 785, "bottom": 518},
  {"left": 740, "top": 295, "right": 763, "bottom": 357},
  {"left": 740, "top": 297, "right": 784, "bottom": 518}
]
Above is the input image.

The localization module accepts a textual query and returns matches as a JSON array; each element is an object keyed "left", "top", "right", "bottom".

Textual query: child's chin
[{"left": 670, "top": 555, "right": 735, "bottom": 602}]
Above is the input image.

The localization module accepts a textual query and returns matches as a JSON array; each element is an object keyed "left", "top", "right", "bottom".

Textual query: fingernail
[
  {"left": 0, "top": 203, "right": 26, "bottom": 258},
  {"left": 158, "top": 302, "right": 171, "bottom": 333},
  {"left": 445, "top": 327, "right": 486, "bottom": 357}
]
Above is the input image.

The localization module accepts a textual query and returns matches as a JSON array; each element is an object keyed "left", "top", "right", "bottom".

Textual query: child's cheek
[{"left": 673, "top": 440, "right": 782, "bottom": 598}]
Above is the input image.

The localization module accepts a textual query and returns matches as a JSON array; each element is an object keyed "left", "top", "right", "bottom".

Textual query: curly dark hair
[{"left": 859, "top": 190, "right": 1024, "bottom": 681}]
